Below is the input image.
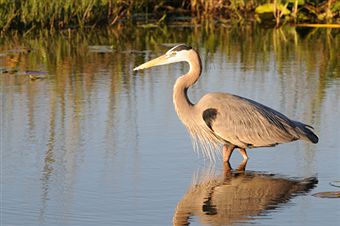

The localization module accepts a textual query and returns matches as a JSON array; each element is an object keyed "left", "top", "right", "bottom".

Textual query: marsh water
[{"left": 1, "top": 25, "right": 340, "bottom": 226}]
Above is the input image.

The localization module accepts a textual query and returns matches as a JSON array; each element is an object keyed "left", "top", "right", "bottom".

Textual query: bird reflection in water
[{"left": 173, "top": 161, "right": 317, "bottom": 226}]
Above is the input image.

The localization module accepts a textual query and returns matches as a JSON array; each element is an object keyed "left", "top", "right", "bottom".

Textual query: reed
[{"left": 0, "top": 0, "right": 339, "bottom": 33}]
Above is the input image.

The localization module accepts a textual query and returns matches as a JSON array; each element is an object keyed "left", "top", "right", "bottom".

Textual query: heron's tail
[
  {"left": 292, "top": 177, "right": 318, "bottom": 194},
  {"left": 294, "top": 121, "right": 319, "bottom": 144}
]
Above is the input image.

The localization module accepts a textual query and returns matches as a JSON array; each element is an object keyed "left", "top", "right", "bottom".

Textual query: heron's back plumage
[{"left": 195, "top": 93, "right": 318, "bottom": 148}]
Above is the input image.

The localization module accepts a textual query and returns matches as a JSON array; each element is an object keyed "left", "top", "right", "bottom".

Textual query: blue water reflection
[
  {"left": 174, "top": 162, "right": 318, "bottom": 225},
  {"left": 2, "top": 26, "right": 340, "bottom": 225}
]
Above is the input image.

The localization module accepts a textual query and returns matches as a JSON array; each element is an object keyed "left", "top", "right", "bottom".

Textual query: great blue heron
[{"left": 134, "top": 44, "right": 318, "bottom": 162}]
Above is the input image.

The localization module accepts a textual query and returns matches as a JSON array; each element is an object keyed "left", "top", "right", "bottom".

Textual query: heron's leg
[
  {"left": 238, "top": 148, "right": 249, "bottom": 160},
  {"left": 223, "top": 145, "right": 235, "bottom": 162},
  {"left": 223, "top": 161, "right": 232, "bottom": 172},
  {"left": 223, "top": 161, "right": 232, "bottom": 179},
  {"left": 235, "top": 159, "right": 248, "bottom": 172},
  {"left": 223, "top": 159, "right": 248, "bottom": 178}
]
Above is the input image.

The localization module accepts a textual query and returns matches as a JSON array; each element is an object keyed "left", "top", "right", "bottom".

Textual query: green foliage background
[{"left": 0, "top": 0, "right": 339, "bottom": 32}]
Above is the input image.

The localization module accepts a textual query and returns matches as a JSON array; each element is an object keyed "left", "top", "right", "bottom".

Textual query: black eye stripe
[{"left": 171, "top": 44, "right": 192, "bottom": 52}]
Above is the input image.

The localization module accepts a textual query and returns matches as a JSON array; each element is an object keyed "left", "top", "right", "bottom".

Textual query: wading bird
[{"left": 134, "top": 44, "right": 318, "bottom": 162}]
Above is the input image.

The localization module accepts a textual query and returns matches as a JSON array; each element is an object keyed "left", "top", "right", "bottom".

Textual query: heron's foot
[
  {"left": 223, "top": 159, "right": 248, "bottom": 176},
  {"left": 223, "top": 161, "right": 232, "bottom": 173},
  {"left": 238, "top": 148, "right": 249, "bottom": 160},
  {"left": 236, "top": 159, "right": 248, "bottom": 172}
]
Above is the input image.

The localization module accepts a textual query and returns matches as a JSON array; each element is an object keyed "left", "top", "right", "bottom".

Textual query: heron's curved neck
[{"left": 173, "top": 50, "right": 202, "bottom": 122}]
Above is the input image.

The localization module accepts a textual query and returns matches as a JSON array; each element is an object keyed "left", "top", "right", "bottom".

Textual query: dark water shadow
[{"left": 173, "top": 162, "right": 318, "bottom": 225}]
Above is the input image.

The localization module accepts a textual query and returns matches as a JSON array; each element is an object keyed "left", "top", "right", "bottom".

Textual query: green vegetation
[
  {"left": 1, "top": 26, "right": 338, "bottom": 137},
  {"left": 1, "top": 25, "right": 339, "bottom": 83},
  {"left": 0, "top": 0, "right": 339, "bottom": 33},
  {"left": 255, "top": 0, "right": 340, "bottom": 26}
]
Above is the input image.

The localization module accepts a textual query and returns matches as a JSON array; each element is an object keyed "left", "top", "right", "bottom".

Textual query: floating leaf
[
  {"left": 330, "top": 181, "right": 340, "bottom": 188},
  {"left": 255, "top": 3, "right": 290, "bottom": 15},
  {"left": 312, "top": 191, "right": 340, "bottom": 198}
]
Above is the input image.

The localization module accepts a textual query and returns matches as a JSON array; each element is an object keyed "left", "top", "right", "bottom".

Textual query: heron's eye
[
  {"left": 168, "top": 51, "right": 176, "bottom": 57},
  {"left": 165, "top": 51, "right": 177, "bottom": 59}
]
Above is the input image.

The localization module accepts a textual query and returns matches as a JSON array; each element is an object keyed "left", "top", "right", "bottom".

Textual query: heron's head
[{"left": 133, "top": 44, "right": 194, "bottom": 71}]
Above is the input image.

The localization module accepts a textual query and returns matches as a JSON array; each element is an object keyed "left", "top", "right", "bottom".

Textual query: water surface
[{"left": 1, "top": 26, "right": 340, "bottom": 225}]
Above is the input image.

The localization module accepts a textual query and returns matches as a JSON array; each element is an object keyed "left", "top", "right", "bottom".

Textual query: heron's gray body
[
  {"left": 134, "top": 44, "right": 318, "bottom": 162},
  {"left": 195, "top": 92, "right": 317, "bottom": 148}
]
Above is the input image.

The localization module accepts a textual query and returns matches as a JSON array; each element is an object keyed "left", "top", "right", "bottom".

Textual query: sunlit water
[{"left": 1, "top": 26, "right": 340, "bottom": 226}]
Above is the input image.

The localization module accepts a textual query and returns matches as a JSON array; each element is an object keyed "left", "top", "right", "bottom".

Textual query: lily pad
[
  {"left": 255, "top": 3, "right": 290, "bottom": 15},
  {"left": 330, "top": 181, "right": 340, "bottom": 188},
  {"left": 312, "top": 191, "right": 340, "bottom": 198}
]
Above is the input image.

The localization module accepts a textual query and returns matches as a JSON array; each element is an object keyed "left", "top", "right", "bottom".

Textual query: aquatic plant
[
  {"left": 0, "top": 0, "right": 339, "bottom": 32},
  {"left": 255, "top": 0, "right": 340, "bottom": 27}
]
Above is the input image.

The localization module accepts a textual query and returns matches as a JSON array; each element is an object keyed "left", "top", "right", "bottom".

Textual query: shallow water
[{"left": 1, "top": 26, "right": 340, "bottom": 226}]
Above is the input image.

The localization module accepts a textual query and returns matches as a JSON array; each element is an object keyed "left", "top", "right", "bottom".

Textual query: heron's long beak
[{"left": 133, "top": 54, "right": 168, "bottom": 71}]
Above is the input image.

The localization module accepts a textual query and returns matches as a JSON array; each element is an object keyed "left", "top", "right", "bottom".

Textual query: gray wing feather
[{"left": 196, "top": 93, "right": 316, "bottom": 148}]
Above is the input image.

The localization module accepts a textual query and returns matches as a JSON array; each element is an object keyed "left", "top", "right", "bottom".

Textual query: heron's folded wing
[{"left": 198, "top": 93, "right": 300, "bottom": 148}]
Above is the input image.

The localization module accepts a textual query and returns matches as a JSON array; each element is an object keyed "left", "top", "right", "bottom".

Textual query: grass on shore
[{"left": 0, "top": 0, "right": 339, "bottom": 33}]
